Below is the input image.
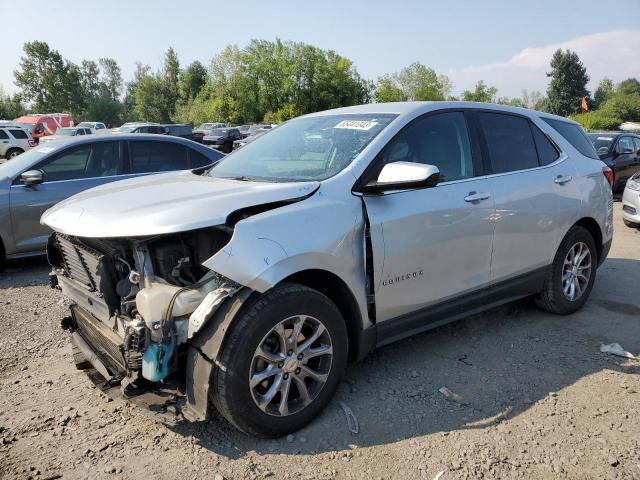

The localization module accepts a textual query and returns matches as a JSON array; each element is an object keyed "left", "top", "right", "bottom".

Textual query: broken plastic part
[{"left": 187, "top": 281, "right": 241, "bottom": 338}]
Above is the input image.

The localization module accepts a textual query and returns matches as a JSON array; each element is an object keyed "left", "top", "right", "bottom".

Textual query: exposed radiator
[
  {"left": 72, "top": 305, "right": 125, "bottom": 374},
  {"left": 56, "top": 234, "right": 102, "bottom": 291}
]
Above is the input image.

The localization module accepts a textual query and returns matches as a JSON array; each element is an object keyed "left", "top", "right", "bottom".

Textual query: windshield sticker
[
  {"left": 334, "top": 120, "right": 378, "bottom": 131},
  {"left": 35, "top": 146, "right": 56, "bottom": 153},
  {"left": 597, "top": 137, "right": 613, "bottom": 141}
]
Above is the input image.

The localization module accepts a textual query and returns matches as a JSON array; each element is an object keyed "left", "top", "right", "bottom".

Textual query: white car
[
  {"left": 40, "top": 127, "right": 93, "bottom": 143},
  {"left": 0, "top": 125, "right": 34, "bottom": 160},
  {"left": 77, "top": 122, "right": 108, "bottom": 134},
  {"left": 622, "top": 172, "right": 640, "bottom": 228}
]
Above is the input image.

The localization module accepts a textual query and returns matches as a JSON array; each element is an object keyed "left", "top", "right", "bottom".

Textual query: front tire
[
  {"left": 536, "top": 226, "right": 597, "bottom": 315},
  {"left": 210, "top": 283, "right": 348, "bottom": 438},
  {"left": 5, "top": 148, "right": 23, "bottom": 160}
]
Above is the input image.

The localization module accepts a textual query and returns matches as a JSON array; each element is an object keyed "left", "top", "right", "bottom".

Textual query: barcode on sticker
[{"left": 334, "top": 120, "right": 378, "bottom": 130}]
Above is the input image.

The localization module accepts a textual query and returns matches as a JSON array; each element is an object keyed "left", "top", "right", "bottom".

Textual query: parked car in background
[
  {"left": 14, "top": 113, "right": 74, "bottom": 142},
  {"left": 116, "top": 123, "right": 167, "bottom": 134},
  {"left": 42, "top": 102, "right": 612, "bottom": 437},
  {"left": 40, "top": 127, "right": 93, "bottom": 143},
  {"left": 0, "top": 125, "right": 35, "bottom": 160},
  {"left": 162, "top": 124, "right": 196, "bottom": 141},
  {"left": 587, "top": 132, "right": 640, "bottom": 193},
  {"left": 77, "top": 122, "right": 108, "bottom": 133},
  {"left": 0, "top": 134, "right": 223, "bottom": 265},
  {"left": 233, "top": 129, "right": 268, "bottom": 150},
  {"left": 193, "top": 123, "right": 226, "bottom": 142},
  {"left": 621, "top": 171, "right": 640, "bottom": 228},
  {"left": 203, "top": 127, "right": 241, "bottom": 153}
]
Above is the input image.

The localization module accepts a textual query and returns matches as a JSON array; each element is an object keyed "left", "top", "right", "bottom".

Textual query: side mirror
[
  {"left": 21, "top": 170, "right": 44, "bottom": 186},
  {"left": 616, "top": 144, "right": 634, "bottom": 155},
  {"left": 363, "top": 161, "right": 440, "bottom": 194}
]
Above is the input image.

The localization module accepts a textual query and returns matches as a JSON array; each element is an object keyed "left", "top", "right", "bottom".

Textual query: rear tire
[
  {"left": 5, "top": 148, "right": 23, "bottom": 160},
  {"left": 623, "top": 218, "right": 638, "bottom": 228},
  {"left": 536, "top": 226, "right": 597, "bottom": 315},
  {"left": 210, "top": 283, "right": 348, "bottom": 438}
]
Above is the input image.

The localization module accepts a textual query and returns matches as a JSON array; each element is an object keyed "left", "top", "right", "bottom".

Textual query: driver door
[
  {"left": 361, "top": 111, "right": 495, "bottom": 328},
  {"left": 9, "top": 141, "right": 124, "bottom": 254}
]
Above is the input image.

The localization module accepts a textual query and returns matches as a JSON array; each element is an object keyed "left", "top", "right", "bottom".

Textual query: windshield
[
  {"left": 0, "top": 144, "right": 59, "bottom": 179},
  {"left": 587, "top": 134, "right": 615, "bottom": 157},
  {"left": 55, "top": 128, "right": 76, "bottom": 136},
  {"left": 77, "top": 122, "right": 93, "bottom": 128},
  {"left": 210, "top": 114, "right": 396, "bottom": 182},
  {"left": 119, "top": 126, "right": 137, "bottom": 133},
  {"left": 208, "top": 129, "right": 227, "bottom": 136}
]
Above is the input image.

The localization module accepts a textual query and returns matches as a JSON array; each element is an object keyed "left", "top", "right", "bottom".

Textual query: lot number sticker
[{"left": 334, "top": 120, "right": 378, "bottom": 131}]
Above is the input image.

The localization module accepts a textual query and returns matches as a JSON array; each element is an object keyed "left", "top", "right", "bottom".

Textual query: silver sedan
[{"left": 622, "top": 172, "right": 640, "bottom": 228}]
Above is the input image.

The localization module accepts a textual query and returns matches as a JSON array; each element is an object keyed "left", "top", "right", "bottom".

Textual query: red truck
[{"left": 13, "top": 113, "right": 74, "bottom": 142}]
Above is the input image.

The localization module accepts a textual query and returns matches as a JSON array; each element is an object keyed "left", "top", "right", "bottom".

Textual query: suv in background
[
  {"left": 0, "top": 125, "right": 34, "bottom": 160},
  {"left": 202, "top": 127, "right": 241, "bottom": 153},
  {"left": 43, "top": 102, "right": 613, "bottom": 438},
  {"left": 77, "top": 122, "right": 108, "bottom": 133},
  {"left": 587, "top": 132, "right": 640, "bottom": 193},
  {"left": 162, "top": 124, "right": 196, "bottom": 141}
]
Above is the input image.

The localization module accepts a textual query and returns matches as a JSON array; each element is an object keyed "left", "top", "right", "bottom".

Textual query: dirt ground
[{"left": 0, "top": 205, "right": 639, "bottom": 480}]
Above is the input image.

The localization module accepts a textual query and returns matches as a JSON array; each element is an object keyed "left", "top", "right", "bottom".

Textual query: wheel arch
[
  {"left": 281, "top": 269, "right": 374, "bottom": 362},
  {"left": 572, "top": 217, "right": 603, "bottom": 264}
]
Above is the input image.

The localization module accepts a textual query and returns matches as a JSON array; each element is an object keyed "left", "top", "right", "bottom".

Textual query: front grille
[
  {"left": 623, "top": 204, "right": 637, "bottom": 215},
  {"left": 56, "top": 234, "right": 102, "bottom": 291},
  {"left": 72, "top": 305, "right": 125, "bottom": 374}
]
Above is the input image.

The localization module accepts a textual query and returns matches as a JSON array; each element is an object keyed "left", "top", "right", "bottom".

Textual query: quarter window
[
  {"left": 190, "top": 149, "right": 215, "bottom": 168},
  {"left": 531, "top": 125, "right": 560, "bottom": 165},
  {"left": 379, "top": 112, "right": 474, "bottom": 182},
  {"left": 541, "top": 118, "right": 599, "bottom": 159},
  {"left": 130, "top": 141, "right": 188, "bottom": 173},
  {"left": 0, "top": 130, "right": 8, "bottom": 139},
  {"left": 479, "top": 113, "right": 539, "bottom": 173}
]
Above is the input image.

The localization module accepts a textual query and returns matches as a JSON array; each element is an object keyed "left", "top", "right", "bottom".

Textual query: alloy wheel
[
  {"left": 249, "top": 315, "right": 333, "bottom": 417},
  {"left": 562, "top": 241, "right": 592, "bottom": 301}
]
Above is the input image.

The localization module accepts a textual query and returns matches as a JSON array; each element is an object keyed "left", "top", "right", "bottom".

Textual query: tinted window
[
  {"left": 84, "top": 142, "right": 122, "bottom": 177},
  {"left": 634, "top": 138, "right": 640, "bottom": 153},
  {"left": 130, "top": 141, "right": 188, "bottom": 173},
  {"left": 10, "top": 129, "right": 28, "bottom": 139},
  {"left": 39, "top": 146, "right": 92, "bottom": 181},
  {"left": 617, "top": 137, "right": 634, "bottom": 153},
  {"left": 541, "top": 118, "right": 599, "bottom": 160},
  {"left": 531, "top": 125, "right": 560, "bottom": 165},
  {"left": 190, "top": 149, "right": 215, "bottom": 168},
  {"left": 0, "top": 130, "right": 8, "bottom": 140},
  {"left": 479, "top": 113, "right": 539, "bottom": 173},
  {"left": 379, "top": 112, "right": 474, "bottom": 182}
]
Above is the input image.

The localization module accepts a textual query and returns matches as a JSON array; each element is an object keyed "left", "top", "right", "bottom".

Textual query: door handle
[
  {"left": 554, "top": 175, "right": 573, "bottom": 185},
  {"left": 464, "top": 191, "right": 491, "bottom": 202}
]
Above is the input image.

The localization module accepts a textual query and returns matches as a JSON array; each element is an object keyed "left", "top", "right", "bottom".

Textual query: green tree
[
  {"left": 616, "top": 78, "right": 640, "bottom": 97},
  {"left": 0, "top": 87, "right": 26, "bottom": 119},
  {"left": 545, "top": 49, "right": 590, "bottom": 116},
  {"left": 570, "top": 111, "right": 622, "bottom": 131},
  {"left": 374, "top": 63, "right": 451, "bottom": 103},
  {"left": 162, "top": 48, "right": 180, "bottom": 120},
  {"left": 178, "top": 61, "right": 207, "bottom": 103},
  {"left": 462, "top": 80, "right": 497, "bottom": 103},
  {"left": 599, "top": 94, "right": 640, "bottom": 123},
  {"left": 593, "top": 78, "right": 614, "bottom": 108},
  {"left": 99, "top": 58, "right": 123, "bottom": 101}
]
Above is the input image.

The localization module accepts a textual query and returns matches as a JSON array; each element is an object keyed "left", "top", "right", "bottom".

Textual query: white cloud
[{"left": 448, "top": 30, "right": 640, "bottom": 98}]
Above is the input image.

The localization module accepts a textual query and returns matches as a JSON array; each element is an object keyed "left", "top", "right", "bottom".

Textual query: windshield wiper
[{"left": 223, "top": 175, "right": 254, "bottom": 181}]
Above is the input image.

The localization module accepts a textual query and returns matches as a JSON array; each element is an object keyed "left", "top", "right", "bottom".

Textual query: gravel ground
[{"left": 1, "top": 205, "right": 639, "bottom": 480}]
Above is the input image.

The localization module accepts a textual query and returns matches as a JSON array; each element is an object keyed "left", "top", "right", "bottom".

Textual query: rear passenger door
[
  {"left": 614, "top": 136, "right": 637, "bottom": 188},
  {"left": 128, "top": 141, "right": 189, "bottom": 173},
  {"left": 476, "top": 111, "right": 581, "bottom": 286},
  {"left": 9, "top": 141, "right": 126, "bottom": 253}
]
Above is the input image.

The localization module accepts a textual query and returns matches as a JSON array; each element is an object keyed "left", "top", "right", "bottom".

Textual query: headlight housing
[{"left": 627, "top": 175, "right": 640, "bottom": 191}]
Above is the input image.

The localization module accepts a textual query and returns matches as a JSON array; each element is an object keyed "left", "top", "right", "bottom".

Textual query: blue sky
[{"left": 1, "top": 0, "right": 639, "bottom": 99}]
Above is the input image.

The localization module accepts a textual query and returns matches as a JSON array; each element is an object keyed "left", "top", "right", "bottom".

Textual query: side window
[
  {"left": 0, "top": 130, "right": 8, "bottom": 139},
  {"left": 617, "top": 137, "right": 634, "bottom": 154},
  {"left": 479, "top": 112, "right": 539, "bottom": 173},
  {"left": 130, "top": 141, "right": 188, "bottom": 173},
  {"left": 634, "top": 138, "right": 640, "bottom": 153},
  {"left": 541, "top": 118, "right": 599, "bottom": 160},
  {"left": 84, "top": 142, "right": 122, "bottom": 177},
  {"left": 76, "top": 129, "right": 84, "bottom": 136},
  {"left": 39, "top": 146, "right": 92, "bottom": 181},
  {"left": 379, "top": 112, "right": 474, "bottom": 182},
  {"left": 531, "top": 124, "right": 560, "bottom": 165},
  {"left": 190, "top": 149, "right": 214, "bottom": 168},
  {"left": 10, "top": 129, "right": 28, "bottom": 140}
]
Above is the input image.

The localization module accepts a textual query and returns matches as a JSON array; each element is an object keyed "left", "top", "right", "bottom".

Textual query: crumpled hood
[{"left": 41, "top": 171, "right": 319, "bottom": 238}]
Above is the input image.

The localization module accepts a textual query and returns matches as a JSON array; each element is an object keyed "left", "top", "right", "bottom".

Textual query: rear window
[
  {"left": 10, "top": 129, "right": 28, "bottom": 139},
  {"left": 542, "top": 118, "right": 598, "bottom": 160},
  {"left": 478, "top": 112, "right": 539, "bottom": 173}
]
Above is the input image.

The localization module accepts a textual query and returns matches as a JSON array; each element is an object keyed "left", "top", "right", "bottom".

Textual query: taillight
[{"left": 602, "top": 166, "right": 614, "bottom": 187}]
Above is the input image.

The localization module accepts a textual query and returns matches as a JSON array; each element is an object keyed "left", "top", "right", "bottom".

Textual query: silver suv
[
  {"left": 43, "top": 102, "right": 613, "bottom": 437},
  {"left": 0, "top": 125, "right": 33, "bottom": 160}
]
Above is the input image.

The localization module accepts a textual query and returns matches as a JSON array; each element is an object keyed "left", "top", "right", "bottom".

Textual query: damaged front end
[{"left": 48, "top": 226, "right": 246, "bottom": 421}]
